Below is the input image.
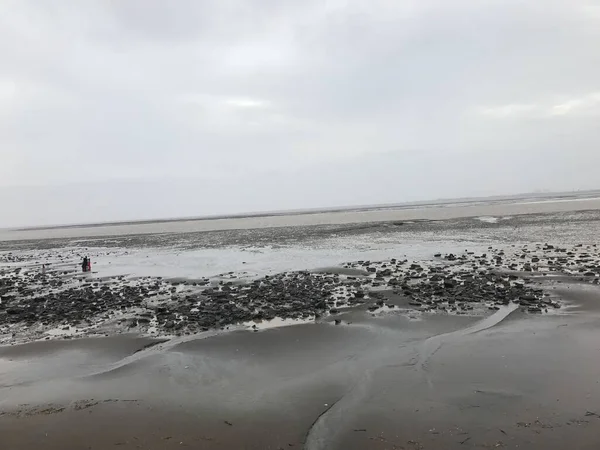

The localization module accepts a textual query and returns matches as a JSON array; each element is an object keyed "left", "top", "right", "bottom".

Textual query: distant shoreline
[{"left": 8, "top": 189, "right": 600, "bottom": 232}]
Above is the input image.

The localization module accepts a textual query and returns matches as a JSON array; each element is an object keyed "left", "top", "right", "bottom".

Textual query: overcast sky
[{"left": 1, "top": 0, "right": 600, "bottom": 227}]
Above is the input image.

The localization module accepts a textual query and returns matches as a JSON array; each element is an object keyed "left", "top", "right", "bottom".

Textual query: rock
[{"left": 443, "top": 279, "right": 456, "bottom": 288}]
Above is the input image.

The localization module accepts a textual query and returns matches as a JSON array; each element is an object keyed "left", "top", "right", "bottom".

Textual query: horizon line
[{"left": 7, "top": 188, "right": 600, "bottom": 232}]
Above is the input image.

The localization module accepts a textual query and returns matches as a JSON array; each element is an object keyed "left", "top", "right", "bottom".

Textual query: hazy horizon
[
  {"left": 2, "top": 1, "right": 599, "bottom": 227},
  {"left": 4, "top": 187, "right": 600, "bottom": 230}
]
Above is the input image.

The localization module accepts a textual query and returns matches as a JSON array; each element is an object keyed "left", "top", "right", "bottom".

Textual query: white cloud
[
  {"left": 0, "top": 79, "right": 17, "bottom": 101},
  {"left": 1, "top": 0, "right": 600, "bottom": 225},
  {"left": 478, "top": 92, "right": 600, "bottom": 119},
  {"left": 478, "top": 104, "right": 538, "bottom": 118},
  {"left": 178, "top": 94, "right": 271, "bottom": 109},
  {"left": 549, "top": 92, "right": 600, "bottom": 116},
  {"left": 581, "top": 3, "right": 600, "bottom": 20},
  {"left": 223, "top": 97, "right": 271, "bottom": 109}
]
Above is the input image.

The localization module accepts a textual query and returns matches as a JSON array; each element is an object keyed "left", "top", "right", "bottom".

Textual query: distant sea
[{"left": 2, "top": 190, "right": 600, "bottom": 242}]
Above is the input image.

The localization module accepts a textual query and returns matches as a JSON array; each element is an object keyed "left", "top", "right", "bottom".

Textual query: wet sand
[
  {"left": 1, "top": 279, "right": 600, "bottom": 449},
  {"left": 3, "top": 199, "right": 600, "bottom": 449}
]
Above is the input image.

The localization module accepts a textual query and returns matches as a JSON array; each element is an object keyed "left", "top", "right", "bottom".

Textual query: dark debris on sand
[{"left": 1, "top": 243, "right": 599, "bottom": 341}]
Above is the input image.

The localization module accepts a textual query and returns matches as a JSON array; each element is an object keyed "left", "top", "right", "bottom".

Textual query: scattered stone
[{"left": 3, "top": 241, "right": 598, "bottom": 341}]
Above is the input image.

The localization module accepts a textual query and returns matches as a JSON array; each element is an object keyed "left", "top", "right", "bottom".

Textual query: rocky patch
[{"left": 2, "top": 242, "right": 599, "bottom": 342}]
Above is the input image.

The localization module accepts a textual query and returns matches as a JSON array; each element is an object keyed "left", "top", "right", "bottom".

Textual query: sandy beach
[
  {"left": 4, "top": 0, "right": 600, "bottom": 446},
  {"left": 2, "top": 196, "right": 600, "bottom": 449}
]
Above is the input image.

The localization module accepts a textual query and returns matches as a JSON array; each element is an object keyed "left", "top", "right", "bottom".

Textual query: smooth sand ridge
[{"left": 303, "top": 304, "right": 520, "bottom": 450}]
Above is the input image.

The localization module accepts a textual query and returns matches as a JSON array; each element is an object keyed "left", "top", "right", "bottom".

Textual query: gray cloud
[{"left": 1, "top": 0, "right": 599, "bottom": 226}]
